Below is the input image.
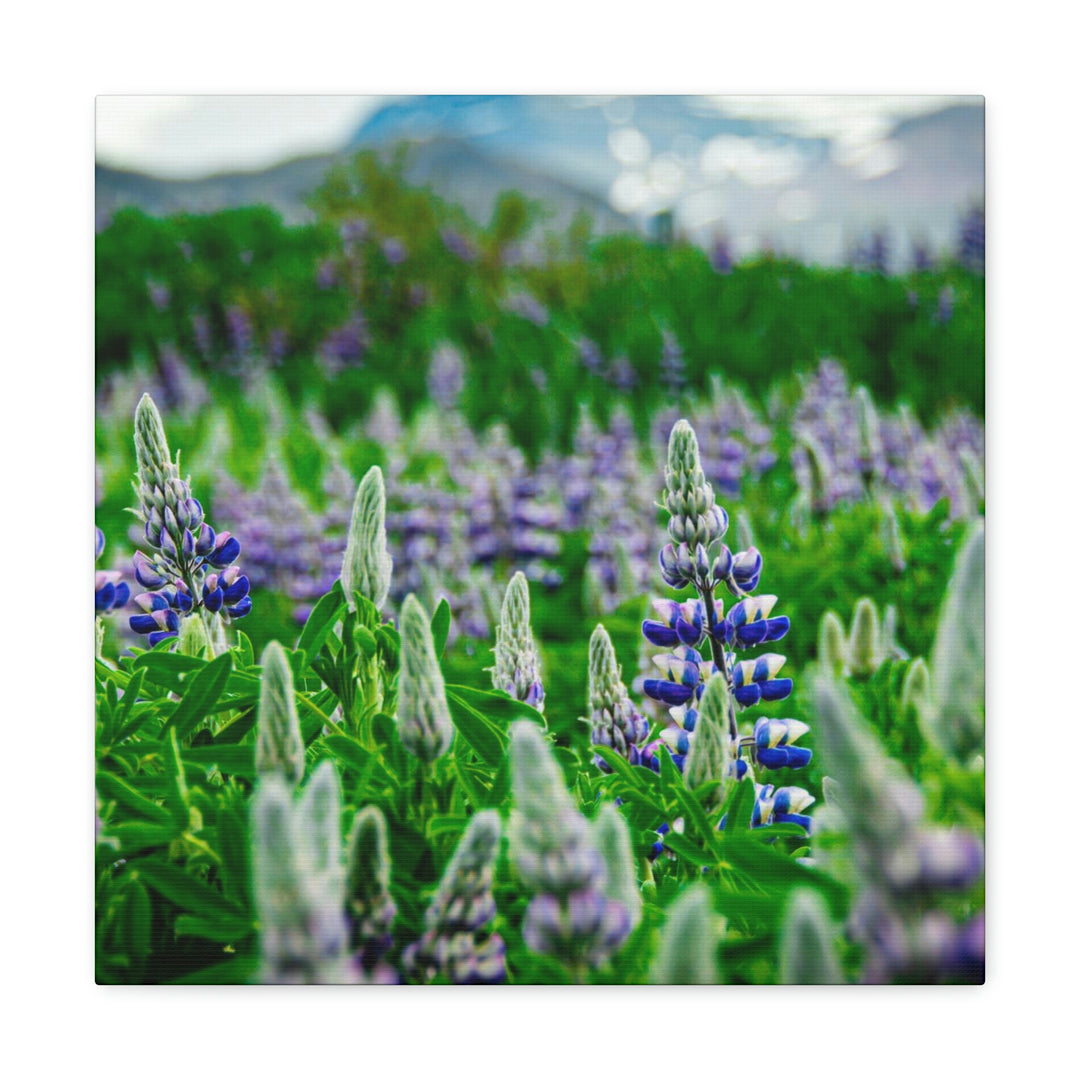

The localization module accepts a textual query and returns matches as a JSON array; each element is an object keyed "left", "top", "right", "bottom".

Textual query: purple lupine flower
[
  {"left": 957, "top": 205, "right": 985, "bottom": 274},
  {"left": 381, "top": 238, "right": 407, "bottom": 265},
  {"left": 147, "top": 280, "right": 171, "bottom": 312},
  {"left": 319, "top": 314, "right": 370, "bottom": 375},
  {"left": 440, "top": 226, "right": 477, "bottom": 263},
  {"left": 502, "top": 290, "right": 549, "bottom": 327},
  {"left": 128, "top": 394, "right": 252, "bottom": 647},
  {"left": 427, "top": 343, "right": 465, "bottom": 411},
  {"left": 659, "top": 331, "right": 687, "bottom": 399},
  {"left": 710, "top": 235, "right": 734, "bottom": 274},
  {"left": 95, "top": 528, "right": 130, "bottom": 615}
]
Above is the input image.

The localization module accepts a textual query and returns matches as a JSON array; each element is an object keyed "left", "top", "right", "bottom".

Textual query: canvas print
[{"left": 94, "top": 94, "right": 985, "bottom": 985}]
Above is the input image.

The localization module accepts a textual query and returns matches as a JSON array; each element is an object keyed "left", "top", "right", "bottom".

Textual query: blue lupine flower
[
  {"left": 129, "top": 394, "right": 252, "bottom": 647},
  {"left": 754, "top": 717, "right": 813, "bottom": 770},
  {"left": 94, "top": 528, "right": 130, "bottom": 615},
  {"left": 731, "top": 653, "right": 793, "bottom": 707},
  {"left": 753, "top": 784, "right": 815, "bottom": 830},
  {"left": 722, "top": 595, "right": 789, "bottom": 648}
]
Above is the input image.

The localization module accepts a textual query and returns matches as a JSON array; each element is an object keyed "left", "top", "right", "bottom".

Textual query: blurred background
[{"left": 97, "top": 94, "right": 983, "bottom": 265}]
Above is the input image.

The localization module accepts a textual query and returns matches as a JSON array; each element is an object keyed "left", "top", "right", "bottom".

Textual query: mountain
[{"left": 97, "top": 95, "right": 984, "bottom": 266}]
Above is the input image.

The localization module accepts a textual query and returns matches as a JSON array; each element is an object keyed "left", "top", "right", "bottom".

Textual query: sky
[
  {"left": 96, "top": 95, "right": 385, "bottom": 178},
  {"left": 95, "top": 94, "right": 967, "bottom": 181}
]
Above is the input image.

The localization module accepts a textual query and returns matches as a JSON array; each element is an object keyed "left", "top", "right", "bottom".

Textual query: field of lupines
[{"left": 94, "top": 154, "right": 984, "bottom": 985}]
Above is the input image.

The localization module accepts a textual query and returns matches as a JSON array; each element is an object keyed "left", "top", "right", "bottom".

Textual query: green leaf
[
  {"left": 430, "top": 597, "right": 451, "bottom": 658},
  {"left": 354, "top": 625, "right": 378, "bottom": 657},
  {"left": 166, "top": 957, "right": 257, "bottom": 984},
  {"left": 724, "top": 776, "right": 757, "bottom": 833},
  {"left": 444, "top": 684, "right": 544, "bottom": 727},
  {"left": 135, "top": 861, "right": 251, "bottom": 924},
  {"left": 96, "top": 772, "right": 173, "bottom": 826},
  {"left": 296, "top": 581, "right": 346, "bottom": 664},
  {"left": 660, "top": 831, "right": 713, "bottom": 867},
  {"left": 445, "top": 689, "right": 508, "bottom": 767},
  {"left": 182, "top": 744, "right": 256, "bottom": 777},
  {"left": 162, "top": 651, "right": 233, "bottom": 742},
  {"left": 174, "top": 912, "right": 256, "bottom": 944},
  {"left": 323, "top": 734, "right": 372, "bottom": 774},
  {"left": 234, "top": 630, "right": 255, "bottom": 670},
  {"left": 133, "top": 651, "right": 207, "bottom": 693},
  {"left": 103, "top": 822, "right": 181, "bottom": 854},
  {"left": 590, "top": 747, "right": 646, "bottom": 790}
]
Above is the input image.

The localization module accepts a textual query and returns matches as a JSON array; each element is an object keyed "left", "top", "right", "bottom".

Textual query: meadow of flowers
[{"left": 94, "top": 153, "right": 984, "bottom": 985}]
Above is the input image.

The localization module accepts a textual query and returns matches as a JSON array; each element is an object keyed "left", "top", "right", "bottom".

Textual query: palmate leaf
[
  {"left": 430, "top": 597, "right": 451, "bottom": 659},
  {"left": 161, "top": 652, "right": 234, "bottom": 741},
  {"left": 444, "top": 689, "right": 509, "bottom": 767},
  {"left": 295, "top": 580, "right": 346, "bottom": 665}
]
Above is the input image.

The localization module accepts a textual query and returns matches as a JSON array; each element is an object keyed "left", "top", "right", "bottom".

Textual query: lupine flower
[
  {"left": 927, "top": 522, "right": 984, "bottom": 764},
  {"left": 255, "top": 641, "right": 305, "bottom": 786},
  {"left": 345, "top": 805, "right": 398, "bottom": 983},
  {"left": 129, "top": 394, "right": 251, "bottom": 648},
  {"left": 647, "top": 885, "right": 721, "bottom": 985},
  {"left": 251, "top": 763, "right": 355, "bottom": 984},
  {"left": 659, "top": 331, "right": 687, "bottom": 399},
  {"left": 427, "top": 342, "right": 466, "bottom": 411},
  {"left": 396, "top": 594, "right": 454, "bottom": 763},
  {"left": 753, "top": 717, "right": 812, "bottom": 770},
  {"left": 404, "top": 810, "right": 506, "bottom": 985},
  {"left": 847, "top": 597, "right": 884, "bottom": 676},
  {"left": 779, "top": 890, "right": 843, "bottom": 985},
  {"left": 730, "top": 653, "right": 792, "bottom": 707},
  {"left": 509, "top": 721, "right": 631, "bottom": 970},
  {"left": 94, "top": 528, "right": 130, "bottom": 615},
  {"left": 491, "top": 572, "right": 544, "bottom": 711},
  {"left": 818, "top": 610, "right": 849, "bottom": 678},
  {"left": 587, "top": 625, "right": 650, "bottom": 770},
  {"left": 684, "top": 677, "right": 733, "bottom": 805},
  {"left": 341, "top": 465, "right": 393, "bottom": 612},
  {"left": 752, "top": 784, "right": 815, "bottom": 829},
  {"left": 812, "top": 674, "right": 983, "bottom": 983},
  {"left": 644, "top": 418, "right": 812, "bottom": 804},
  {"left": 957, "top": 204, "right": 985, "bottom": 274}
]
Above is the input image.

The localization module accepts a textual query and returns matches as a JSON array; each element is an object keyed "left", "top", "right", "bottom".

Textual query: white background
[{"left": 1, "top": 1, "right": 1069, "bottom": 1075}]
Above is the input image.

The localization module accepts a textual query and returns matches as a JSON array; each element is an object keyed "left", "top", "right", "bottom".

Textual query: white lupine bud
[
  {"left": 341, "top": 465, "right": 393, "bottom": 611},
  {"left": 684, "top": 676, "right": 733, "bottom": 808},
  {"left": 818, "top": 611, "right": 849, "bottom": 678},
  {"left": 648, "top": 885, "right": 722, "bottom": 984},
  {"left": 251, "top": 763, "right": 353, "bottom": 984},
  {"left": 396, "top": 594, "right": 454, "bottom": 762},
  {"left": 812, "top": 674, "right": 925, "bottom": 860},
  {"left": 848, "top": 598, "right": 883, "bottom": 676},
  {"left": 509, "top": 722, "right": 603, "bottom": 896},
  {"left": 593, "top": 804, "right": 641, "bottom": 934},
  {"left": 256, "top": 641, "right": 305, "bottom": 786},
  {"left": 491, "top": 572, "right": 544, "bottom": 711},
  {"left": 929, "top": 522, "right": 984, "bottom": 763},
  {"left": 780, "top": 890, "right": 843, "bottom": 984}
]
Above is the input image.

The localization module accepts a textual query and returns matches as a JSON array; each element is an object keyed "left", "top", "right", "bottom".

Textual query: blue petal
[
  {"left": 203, "top": 587, "right": 224, "bottom": 613},
  {"left": 228, "top": 597, "right": 252, "bottom": 619},
  {"left": 773, "top": 812, "right": 812, "bottom": 831},
  {"left": 759, "top": 678, "right": 793, "bottom": 702},
  {"left": 113, "top": 582, "right": 130, "bottom": 608},
  {"left": 643, "top": 679, "right": 694, "bottom": 706},
  {"left": 222, "top": 575, "right": 250, "bottom": 604},
  {"left": 129, "top": 614, "right": 158, "bottom": 634},
  {"left": 642, "top": 620, "right": 679, "bottom": 647},
  {"left": 734, "top": 684, "right": 761, "bottom": 707},
  {"left": 148, "top": 630, "right": 179, "bottom": 647},
  {"left": 208, "top": 537, "right": 240, "bottom": 567},
  {"left": 675, "top": 617, "right": 703, "bottom": 646},
  {"left": 763, "top": 616, "right": 790, "bottom": 642}
]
